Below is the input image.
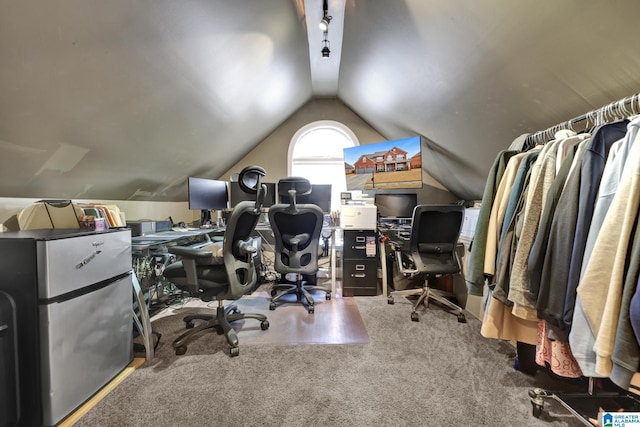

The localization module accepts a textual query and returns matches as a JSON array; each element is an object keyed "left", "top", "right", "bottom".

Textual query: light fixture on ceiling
[
  {"left": 319, "top": 0, "right": 332, "bottom": 32},
  {"left": 321, "top": 37, "right": 330, "bottom": 59}
]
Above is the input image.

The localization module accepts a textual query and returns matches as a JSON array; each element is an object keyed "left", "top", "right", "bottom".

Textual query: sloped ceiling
[{"left": 1, "top": 0, "right": 639, "bottom": 202}]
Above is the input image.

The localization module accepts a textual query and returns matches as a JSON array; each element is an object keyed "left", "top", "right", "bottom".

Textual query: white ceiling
[{"left": 1, "top": 0, "right": 639, "bottom": 202}]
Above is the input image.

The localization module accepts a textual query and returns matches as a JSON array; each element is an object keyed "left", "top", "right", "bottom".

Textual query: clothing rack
[
  {"left": 524, "top": 93, "right": 640, "bottom": 148},
  {"left": 523, "top": 91, "right": 640, "bottom": 424}
]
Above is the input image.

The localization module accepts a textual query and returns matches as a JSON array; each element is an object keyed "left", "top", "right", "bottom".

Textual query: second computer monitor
[
  {"left": 279, "top": 184, "right": 332, "bottom": 213},
  {"left": 374, "top": 193, "right": 417, "bottom": 220},
  {"left": 228, "top": 181, "right": 276, "bottom": 209}
]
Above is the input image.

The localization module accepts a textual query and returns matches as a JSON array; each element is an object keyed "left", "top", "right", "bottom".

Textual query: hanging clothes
[
  {"left": 610, "top": 220, "right": 640, "bottom": 389},
  {"left": 530, "top": 137, "right": 590, "bottom": 338},
  {"left": 571, "top": 122, "right": 640, "bottom": 378},
  {"left": 563, "top": 121, "right": 630, "bottom": 333},
  {"left": 467, "top": 149, "right": 518, "bottom": 296}
]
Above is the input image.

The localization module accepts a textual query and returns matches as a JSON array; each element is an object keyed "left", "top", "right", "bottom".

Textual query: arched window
[{"left": 289, "top": 120, "right": 358, "bottom": 211}]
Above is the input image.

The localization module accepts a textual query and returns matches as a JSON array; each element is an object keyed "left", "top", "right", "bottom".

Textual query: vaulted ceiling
[{"left": 1, "top": 0, "right": 639, "bottom": 202}]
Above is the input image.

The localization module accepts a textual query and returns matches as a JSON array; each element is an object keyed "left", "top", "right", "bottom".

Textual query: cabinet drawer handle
[
  {"left": 355, "top": 236, "right": 365, "bottom": 243},
  {"left": 352, "top": 273, "right": 366, "bottom": 278},
  {"left": 355, "top": 264, "right": 365, "bottom": 270},
  {"left": 351, "top": 245, "right": 366, "bottom": 250}
]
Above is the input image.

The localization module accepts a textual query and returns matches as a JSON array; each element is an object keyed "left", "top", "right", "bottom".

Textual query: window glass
[{"left": 289, "top": 121, "right": 358, "bottom": 211}]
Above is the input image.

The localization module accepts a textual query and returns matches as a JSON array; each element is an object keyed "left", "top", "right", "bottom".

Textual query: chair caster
[
  {"left": 229, "top": 346, "right": 240, "bottom": 357},
  {"left": 260, "top": 319, "right": 270, "bottom": 330},
  {"left": 270, "top": 288, "right": 278, "bottom": 297},
  {"left": 410, "top": 312, "right": 419, "bottom": 322},
  {"left": 326, "top": 293, "right": 331, "bottom": 300},
  {"left": 457, "top": 313, "right": 467, "bottom": 323},
  {"left": 387, "top": 296, "right": 394, "bottom": 304},
  {"left": 175, "top": 345, "right": 187, "bottom": 356},
  {"left": 185, "top": 320, "right": 195, "bottom": 329},
  {"left": 308, "top": 305, "right": 315, "bottom": 314},
  {"left": 528, "top": 389, "right": 546, "bottom": 418},
  {"left": 269, "top": 302, "right": 276, "bottom": 310}
]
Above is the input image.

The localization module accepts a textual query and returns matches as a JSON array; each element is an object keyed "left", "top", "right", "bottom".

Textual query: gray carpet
[{"left": 75, "top": 295, "right": 588, "bottom": 426}]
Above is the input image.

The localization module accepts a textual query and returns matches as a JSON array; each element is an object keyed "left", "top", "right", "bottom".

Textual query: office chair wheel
[
  {"left": 457, "top": 313, "right": 467, "bottom": 323},
  {"left": 175, "top": 345, "right": 187, "bottom": 356},
  {"left": 260, "top": 319, "right": 270, "bottom": 330},
  {"left": 410, "top": 312, "right": 419, "bottom": 322},
  {"left": 325, "top": 293, "right": 331, "bottom": 300},
  {"left": 229, "top": 346, "right": 240, "bottom": 357},
  {"left": 270, "top": 288, "right": 278, "bottom": 297},
  {"left": 185, "top": 320, "right": 195, "bottom": 329},
  {"left": 269, "top": 302, "right": 276, "bottom": 310},
  {"left": 387, "top": 296, "right": 395, "bottom": 304},
  {"left": 308, "top": 305, "right": 315, "bottom": 314}
]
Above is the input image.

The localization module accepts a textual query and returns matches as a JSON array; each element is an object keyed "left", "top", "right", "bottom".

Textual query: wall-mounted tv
[{"left": 343, "top": 135, "right": 423, "bottom": 190}]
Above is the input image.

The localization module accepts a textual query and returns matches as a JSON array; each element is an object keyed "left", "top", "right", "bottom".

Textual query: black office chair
[
  {"left": 387, "top": 204, "right": 467, "bottom": 323},
  {"left": 163, "top": 166, "right": 270, "bottom": 357},
  {"left": 268, "top": 177, "right": 330, "bottom": 314}
]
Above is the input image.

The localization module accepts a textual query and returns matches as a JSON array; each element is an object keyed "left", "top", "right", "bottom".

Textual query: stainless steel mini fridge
[{"left": 0, "top": 228, "right": 133, "bottom": 427}]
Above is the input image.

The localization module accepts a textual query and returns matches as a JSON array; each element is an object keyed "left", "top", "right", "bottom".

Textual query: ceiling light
[
  {"left": 319, "top": 17, "right": 331, "bottom": 32},
  {"left": 319, "top": 0, "right": 332, "bottom": 32},
  {"left": 321, "top": 38, "right": 330, "bottom": 59}
]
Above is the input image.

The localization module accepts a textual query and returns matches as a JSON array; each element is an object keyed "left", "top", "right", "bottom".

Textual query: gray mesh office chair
[
  {"left": 163, "top": 166, "right": 270, "bottom": 357},
  {"left": 268, "top": 177, "right": 330, "bottom": 314},
  {"left": 388, "top": 204, "right": 467, "bottom": 323}
]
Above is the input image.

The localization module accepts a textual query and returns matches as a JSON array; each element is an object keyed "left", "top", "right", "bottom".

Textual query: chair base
[
  {"left": 172, "top": 300, "right": 269, "bottom": 357},
  {"left": 269, "top": 278, "right": 331, "bottom": 314},
  {"left": 388, "top": 281, "right": 466, "bottom": 323}
]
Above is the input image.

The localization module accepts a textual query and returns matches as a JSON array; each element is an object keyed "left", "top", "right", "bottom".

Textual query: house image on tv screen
[{"left": 343, "top": 136, "right": 423, "bottom": 190}]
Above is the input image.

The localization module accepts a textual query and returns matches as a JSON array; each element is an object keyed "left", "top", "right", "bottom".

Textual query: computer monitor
[
  {"left": 279, "top": 184, "right": 332, "bottom": 213},
  {"left": 374, "top": 193, "right": 417, "bottom": 220},
  {"left": 229, "top": 181, "right": 276, "bottom": 209},
  {"left": 187, "top": 177, "right": 228, "bottom": 225}
]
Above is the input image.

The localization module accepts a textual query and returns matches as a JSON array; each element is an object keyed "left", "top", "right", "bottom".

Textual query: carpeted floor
[{"left": 74, "top": 294, "right": 589, "bottom": 426}]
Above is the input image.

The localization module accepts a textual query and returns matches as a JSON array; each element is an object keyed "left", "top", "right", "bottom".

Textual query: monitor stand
[{"left": 200, "top": 209, "right": 212, "bottom": 226}]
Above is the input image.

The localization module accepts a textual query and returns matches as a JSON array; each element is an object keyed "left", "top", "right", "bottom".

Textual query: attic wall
[{"left": 220, "top": 97, "right": 457, "bottom": 205}]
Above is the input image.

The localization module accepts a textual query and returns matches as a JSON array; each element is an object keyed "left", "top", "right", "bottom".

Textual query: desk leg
[
  {"left": 132, "top": 271, "right": 154, "bottom": 361},
  {"left": 380, "top": 240, "right": 387, "bottom": 297},
  {"left": 331, "top": 228, "right": 337, "bottom": 297}
]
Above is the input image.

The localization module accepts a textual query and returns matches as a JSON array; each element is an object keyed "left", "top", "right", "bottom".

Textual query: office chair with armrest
[
  {"left": 387, "top": 204, "right": 467, "bottom": 323},
  {"left": 268, "top": 177, "right": 330, "bottom": 314},
  {"left": 162, "top": 166, "right": 270, "bottom": 357}
]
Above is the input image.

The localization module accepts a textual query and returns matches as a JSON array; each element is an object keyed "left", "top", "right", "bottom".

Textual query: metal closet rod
[{"left": 527, "top": 92, "right": 640, "bottom": 146}]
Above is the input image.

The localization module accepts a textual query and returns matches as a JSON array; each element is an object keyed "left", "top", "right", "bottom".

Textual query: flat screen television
[
  {"left": 187, "top": 177, "right": 228, "bottom": 225},
  {"left": 279, "top": 184, "right": 332, "bottom": 213},
  {"left": 375, "top": 193, "right": 417, "bottom": 220},
  {"left": 343, "top": 135, "right": 423, "bottom": 191},
  {"left": 229, "top": 181, "right": 276, "bottom": 209}
]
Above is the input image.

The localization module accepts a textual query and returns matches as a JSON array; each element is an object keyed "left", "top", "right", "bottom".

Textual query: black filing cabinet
[{"left": 342, "top": 230, "right": 378, "bottom": 296}]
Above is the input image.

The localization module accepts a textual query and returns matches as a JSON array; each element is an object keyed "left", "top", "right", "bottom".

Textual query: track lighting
[{"left": 319, "top": 0, "right": 332, "bottom": 32}]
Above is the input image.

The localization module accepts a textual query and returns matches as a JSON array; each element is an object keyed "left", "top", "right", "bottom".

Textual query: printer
[{"left": 340, "top": 204, "right": 377, "bottom": 230}]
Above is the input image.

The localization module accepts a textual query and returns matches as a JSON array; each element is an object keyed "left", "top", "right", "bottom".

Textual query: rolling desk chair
[
  {"left": 387, "top": 204, "right": 467, "bottom": 323},
  {"left": 268, "top": 177, "right": 330, "bottom": 314},
  {"left": 162, "top": 166, "right": 270, "bottom": 357}
]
